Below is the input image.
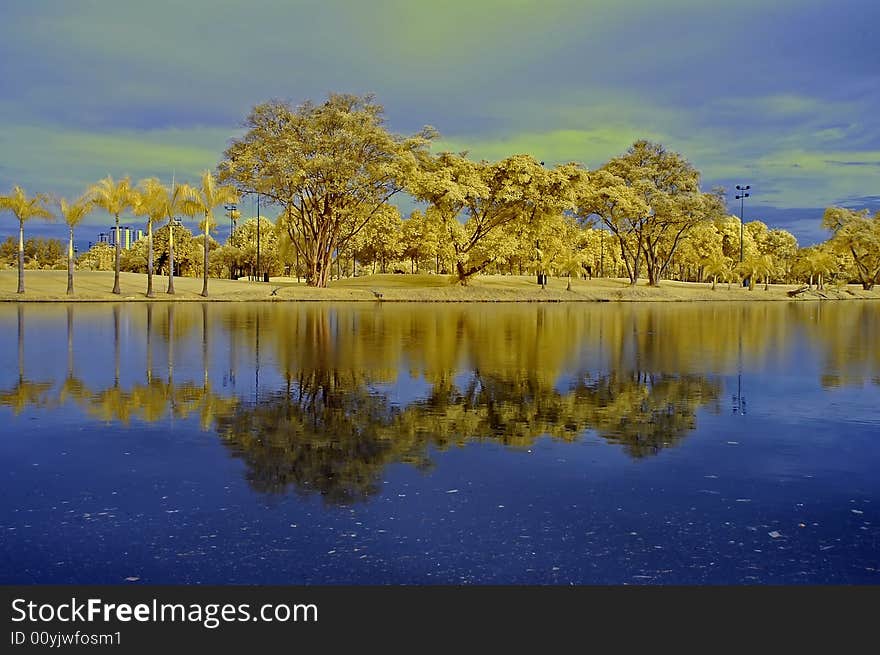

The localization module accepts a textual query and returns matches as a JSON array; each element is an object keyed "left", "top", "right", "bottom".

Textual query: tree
[
  {"left": 88, "top": 176, "right": 134, "bottom": 294},
  {"left": 399, "top": 210, "right": 439, "bottom": 274},
  {"left": 577, "top": 141, "right": 718, "bottom": 286},
  {"left": 151, "top": 222, "right": 198, "bottom": 278},
  {"left": 131, "top": 178, "right": 171, "bottom": 297},
  {"left": 823, "top": 207, "right": 880, "bottom": 290},
  {"left": 409, "top": 152, "right": 586, "bottom": 284},
  {"left": 134, "top": 179, "right": 195, "bottom": 294},
  {"left": 351, "top": 204, "right": 403, "bottom": 274},
  {"left": 738, "top": 254, "right": 773, "bottom": 291},
  {"left": 221, "top": 94, "right": 435, "bottom": 287},
  {"left": 0, "top": 186, "right": 53, "bottom": 293},
  {"left": 78, "top": 242, "right": 115, "bottom": 270},
  {"left": 58, "top": 194, "right": 94, "bottom": 295},
  {"left": 227, "top": 217, "right": 281, "bottom": 277},
  {"left": 702, "top": 252, "right": 732, "bottom": 291},
  {"left": 181, "top": 170, "right": 238, "bottom": 297}
]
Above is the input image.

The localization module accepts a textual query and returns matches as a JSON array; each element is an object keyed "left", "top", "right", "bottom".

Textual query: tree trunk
[
  {"left": 17, "top": 221, "right": 24, "bottom": 294},
  {"left": 201, "top": 214, "right": 210, "bottom": 297},
  {"left": 749, "top": 275, "right": 755, "bottom": 291},
  {"left": 146, "top": 221, "right": 155, "bottom": 298},
  {"left": 566, "top": 274, "right": 572, "bottom": 291},
  {"left": 113, "top": 213, "right": 121, "bottom": 294},
  {"left": 167, "top": 221, "right": 175, "bottom": 294},
  {"left": 712, "top": 275, "right": 717, "bottom": 291},
  {"left": 456, "top": 260, "right": 469, "bottom": 286},
  {"left": 67, "top": 227, "right": 75, "bottom": 295}
]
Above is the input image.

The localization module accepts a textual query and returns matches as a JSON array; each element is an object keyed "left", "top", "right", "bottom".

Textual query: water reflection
[{"left": 1, "top": 302, "right": 877, "bottom": 503}]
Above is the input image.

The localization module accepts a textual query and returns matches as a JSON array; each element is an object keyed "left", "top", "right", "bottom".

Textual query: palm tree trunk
[
  {"left": 201, "top": 215, "right": 209, "bottom": 297},
  {"left": 712, "top": 275, "right": 717, "bottom": 291},
  {"left": 17, "top": 220, "right": 25, "bottom": 294},
  {"left": 67, "top": 227, "right": 75, "bottom": 295},
  {"left": 113, "top": 212, "right": 121, "bottom": 294},
  {"left": 167, "top": 221, "right": 175, "bottom": 295},
  {"left": 17, "top": 305, "right": 24, "bottom": 380},
  {"left": 146, "top": 304, "right": 153, "bottom": 384},
  {"left": 67, "top": 306, "right": 74, "bottom": 377},
  {"left": 146, "top": 221, "right": 155, "bottom": 298}
]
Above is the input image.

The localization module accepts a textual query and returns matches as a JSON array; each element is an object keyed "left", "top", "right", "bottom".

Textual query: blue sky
[{"left": 1, "top": 0, "right": 878, "bottom": 245}]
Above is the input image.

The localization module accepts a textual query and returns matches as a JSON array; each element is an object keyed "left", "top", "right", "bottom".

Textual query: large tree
[
  {"left": 58, "top": 194, "right": 94, "bottom": 295},
  {"left": 408, "top": 152, "right": 587, "bottom": 284},
  {"left": 578, "top": 140, "right": 720, "bottom": 286},
  {"left": 88, "top": 176, "right": 134, "bottom": 294},
  {"left": 220, "top": 94, "right": 434, "bottom": 288},
  {"left": 823, "top": 207, "right": 880, "bottom": 290},
  {"left": 0, "top": 186, "right": 53, "bottom": 293}
]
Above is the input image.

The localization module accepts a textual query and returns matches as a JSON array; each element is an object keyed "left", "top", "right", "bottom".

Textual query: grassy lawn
[{"left": 0, "top": 269, "right": 877, "bottom": 302}]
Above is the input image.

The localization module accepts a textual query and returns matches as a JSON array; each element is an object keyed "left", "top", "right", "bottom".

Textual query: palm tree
[
  {"left": 0, "top": 186, "right": 53, "bottom": 293},
  {"left": 702, "top": 252, "right": 731, "bottom": 291},
  {"left": 810, "top": 249, "right": 837, "bottom": 290},
  {"left": 738, "top": 254, "right": 774, "bottom": 291},
  {"left": 164, "top": 180, "right": 196, "bottom": 295},
  {"left": 88, "top": 176, "right": 134, "bottom": 294},
  {"left": 558, "top": 251, "right": 586, "bottom": 291},
  {"left": 181, "top": 171, "right": 238, "bottom": 297},
  {"left": 58, "top": 194, "right": 94, "bottom": 295},
  {"left": 132, "top": 178, "right": 169, "bottom": 298}
]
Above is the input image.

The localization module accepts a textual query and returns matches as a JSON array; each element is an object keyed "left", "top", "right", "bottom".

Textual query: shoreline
[{"left": 1, "top": 270, "right": 878, "bottom": 303}]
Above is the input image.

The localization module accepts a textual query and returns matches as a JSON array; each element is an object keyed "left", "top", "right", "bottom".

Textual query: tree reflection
[{"left": 0, "top": 301, "right": 876, "bottom": 504}]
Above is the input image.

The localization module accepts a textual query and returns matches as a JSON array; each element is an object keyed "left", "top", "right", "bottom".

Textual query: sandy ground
[{"left": 1, "top": 270, "right": 877, "bottom": 302}]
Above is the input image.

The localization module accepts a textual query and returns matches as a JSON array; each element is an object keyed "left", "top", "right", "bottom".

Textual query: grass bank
[{"left": 1, "top": 270, "right": 877, "bottom": 302}]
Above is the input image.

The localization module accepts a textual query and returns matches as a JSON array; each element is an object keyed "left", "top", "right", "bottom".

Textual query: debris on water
[
  {"left": 768, "top": 531, "right": 782, "bottom": 539},
  {"left": 735, "top": 499, "right": 752, "bottom": 503},
  {"left": 726, "top": 441, "right": 739, "bottom": 445},
  {"left": 446, "top": 489, "right": 459, "bottom": 494},
  {"left": 851, "top": 509, "right": 864, "bottom": 515},
  {"left": 124, "top": 576, "right": 140, "bottom": 582},
  {"left": 798, "top": 523, "right": 806, "bottom": 528}
]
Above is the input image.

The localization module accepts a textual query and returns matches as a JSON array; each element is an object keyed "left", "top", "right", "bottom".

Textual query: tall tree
[
  {"left": 221, "top": 94, "right": 435, "bottom": 288},
  {"left": 180, "top": 171, "right": 238, "bottom": 297},
  {"left": 578, "top": 141, "right": 720, "bottom": 286},
  {"left": 0, "top": 186, "right": 53, "bottom": 293},
  {"left": 58, "top": 194, "right": 94, "bottom": 295},
  {"left": 88, "top": 176, "right": 134, "bottom": 294},
  {"left": 131, "top": 178, "right": 168, "bottom": 298},
  {"left": 409, "top": 152, "right": 586, "bottom": 284}
]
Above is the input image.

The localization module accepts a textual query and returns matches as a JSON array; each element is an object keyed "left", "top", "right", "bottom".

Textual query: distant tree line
[{"left": 2, "top": 93, "right": 879, "bottom": 294}]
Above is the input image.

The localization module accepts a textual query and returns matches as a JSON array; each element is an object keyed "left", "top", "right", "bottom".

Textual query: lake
[{"left": 1, "top": 301, "right": 878, "bottom": 584}]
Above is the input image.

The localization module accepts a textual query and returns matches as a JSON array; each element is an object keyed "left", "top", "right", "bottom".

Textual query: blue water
[{"left": 0, "top": 302, "right": 877, "bottom": 584}]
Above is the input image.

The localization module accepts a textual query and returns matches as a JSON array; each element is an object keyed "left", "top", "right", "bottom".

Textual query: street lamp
[
  {"left": 735, "top": 185, "right": 750, "bottom": 263},
  {"left": 224, "top": 202, "right": 238, "bottom": 237},
  {"left": 256, "top": 194, "right": 261, "bottom": 282}
]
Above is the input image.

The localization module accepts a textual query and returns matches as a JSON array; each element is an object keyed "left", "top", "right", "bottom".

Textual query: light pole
[
  {"left": 735, "top": 184, "right": 750, "bottom": 263},
  {"left": 255, "top": 194, "right": 261, "bottom": 282},
  {"left": 224, "top": 202, "right": 238, "bottom": 237}
]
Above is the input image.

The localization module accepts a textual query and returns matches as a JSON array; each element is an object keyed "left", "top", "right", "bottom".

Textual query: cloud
[{"left": 1, "top": 0, "right": 878, "bottom": 248}]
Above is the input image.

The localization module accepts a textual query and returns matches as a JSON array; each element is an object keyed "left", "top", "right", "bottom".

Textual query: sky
[{"left": 1, "top": 0, "right": 878, "bottom": 246}]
